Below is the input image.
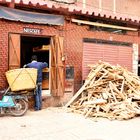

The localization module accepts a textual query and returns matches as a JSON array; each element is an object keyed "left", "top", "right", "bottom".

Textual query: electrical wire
[{"left": 49, "top": 0, "right": 76, "bottom": 4}]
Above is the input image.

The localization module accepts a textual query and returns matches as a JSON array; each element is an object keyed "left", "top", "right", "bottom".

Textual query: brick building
[{"left": 0, "top": 0, "right": 140, "bottom": 107}]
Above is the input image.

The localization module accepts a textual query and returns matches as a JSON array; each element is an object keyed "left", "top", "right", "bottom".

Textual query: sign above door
[{"left": 23, "top": 27, "right": 42, "bottom": 34}]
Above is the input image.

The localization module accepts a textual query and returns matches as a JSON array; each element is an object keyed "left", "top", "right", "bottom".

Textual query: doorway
[
  {"left": 20, "top": 35, "right": 51, "bottom": 93},
  {"left": 9, "top": 33, "right": 64, "bottom": 97}
]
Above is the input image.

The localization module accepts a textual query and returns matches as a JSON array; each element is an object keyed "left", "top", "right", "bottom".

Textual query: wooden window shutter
[
  {"left": 9, "top": 34, "right": 20, "bottom": 70},
  {"left": 50, "top": 36, "right": 64, "bottom": 96}
]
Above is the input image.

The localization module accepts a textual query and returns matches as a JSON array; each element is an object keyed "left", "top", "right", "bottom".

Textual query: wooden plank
[
  {"left": 109, "top": 81, "right": 125, "bottom": 99},
  {"left": 120, "top": 79, "right": 125, "bottom": 93},
  {"left": 83, "top": 99, "right": 107, "bottom": 105},
  {"left": 85, "top": 107, "right": 93, "bottom": 118},
  {"left": 72, "top": 19, "right": 138, "bottom": 31},
  {"left": 66, "top": 61, "right": 140, "bottom": 120},
  {"left": 109, "top": 82, "right": 118, "bottom": 103},
  {"left": 65, "top": 64, "right": 104, "bottom": 107}
]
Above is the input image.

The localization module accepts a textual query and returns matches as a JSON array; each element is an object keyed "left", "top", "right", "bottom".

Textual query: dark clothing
[
  {"left": 26, "top": 61, "right": 48, "bottom": 110},
  {"left": 26, "top": 61, "right": 48, "bottom": 83},
  {"left": 35, "top": 83, "right": 42, "bottom": 110}
]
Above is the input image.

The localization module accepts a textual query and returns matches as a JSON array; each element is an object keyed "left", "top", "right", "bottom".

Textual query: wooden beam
[{"left": 72, "top": 19, "right": 138, "bottom": 31}]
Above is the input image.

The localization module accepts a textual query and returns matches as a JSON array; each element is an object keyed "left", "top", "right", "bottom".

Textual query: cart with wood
[{"left": 0, "top": 68, "right": 37, "bottom": 116}]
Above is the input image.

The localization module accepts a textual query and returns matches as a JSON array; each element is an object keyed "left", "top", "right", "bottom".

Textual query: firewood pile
[{"left": 65, "top": 61, "right": 140, "bottom": 120}]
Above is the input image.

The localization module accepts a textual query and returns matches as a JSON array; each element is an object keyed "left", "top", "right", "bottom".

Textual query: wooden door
[
  {"left": 57, "top": 36, "right": 64, "bottom": 96},
  {"left": 9, "top": 34, "right": 20, "bottom": 70},
  {"left": 50, "top": 36, "right": 64, "bottom": 96},
  {"left": 50, "top": 36, "right": 57, "bottom": 96}
]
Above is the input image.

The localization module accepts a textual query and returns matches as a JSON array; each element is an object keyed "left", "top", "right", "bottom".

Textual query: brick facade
[
  {"left": 0, "top": 19, "right": 140, "bottom": 106},
  {"left": 0, "top": 20, "right": 59, "bottom": 89}
]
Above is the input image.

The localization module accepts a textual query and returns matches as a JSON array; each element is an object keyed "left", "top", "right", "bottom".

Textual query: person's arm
[
  {"left": 23, "top": 63, "right": 30, "bottom": 68},
  {"left": 23, "top": 64, "right": 27, "bottom": 68},
  {"left": 41, "top": 62, "right": 48, "bottom": 69}
]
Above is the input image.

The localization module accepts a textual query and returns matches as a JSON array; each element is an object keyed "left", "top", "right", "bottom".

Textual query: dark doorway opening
[
  {"left": 20, "top": 35, "right": 51, "bottom": 90},
  {"left": 20, "top": 35, "right": 50, "bottom": 67}
]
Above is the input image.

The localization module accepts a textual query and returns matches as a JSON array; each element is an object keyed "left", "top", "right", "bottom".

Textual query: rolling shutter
[
  {"left": 83, "top": 42, "right": 132, "bottom": 80},
  {"left": 9, "top": 34, "right": 20, "bottom": 70},
  {"left": 50, "top": 36, "right": 64, "bottom": 96}
]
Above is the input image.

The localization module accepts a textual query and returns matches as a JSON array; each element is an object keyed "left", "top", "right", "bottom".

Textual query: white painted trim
[
  {"left": 132, "top": 44, "right": 138, "bottom": 75},
  {"left": 72, "top": 19, "right": 138, "bottom": 31},
  {"left": 83, "top": 0, "right": 86, "bottom": 9},
  {"left": 113, "top": 0, "right": 116, "bottom": 14},
  {"left": 42, "top": 90, "right": 51, "bottom": 96},
  {"left": 99, "top": 0, "right": 102, "bottom": 12}
]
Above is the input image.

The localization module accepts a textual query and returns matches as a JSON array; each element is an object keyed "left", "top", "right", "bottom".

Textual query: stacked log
[{"left": 65, "top": 61, "right": 140, "bottom": 120}]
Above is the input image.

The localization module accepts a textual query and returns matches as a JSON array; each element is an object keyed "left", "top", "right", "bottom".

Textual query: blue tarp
[{"left": 0, "top": 6, "right": 64, "bottom": 25}]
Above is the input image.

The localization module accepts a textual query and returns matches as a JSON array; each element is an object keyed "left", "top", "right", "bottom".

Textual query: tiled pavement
[{"left": 0, "top": 107, "right": 140, "bottom": 140}]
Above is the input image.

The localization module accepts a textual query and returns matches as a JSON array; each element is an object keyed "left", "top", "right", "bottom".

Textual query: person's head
[{"left": 31, "top": 55, "right": 37, "bottom": 61}]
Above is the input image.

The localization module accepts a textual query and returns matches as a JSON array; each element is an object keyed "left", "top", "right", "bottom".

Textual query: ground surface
[{"left": 0, "top": 107, "right": 139, "bottom": 140}]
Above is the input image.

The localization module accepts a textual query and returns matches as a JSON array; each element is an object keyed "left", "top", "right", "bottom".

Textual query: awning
[
  {"left": 0, "top": 6, "right": 64, "bottom": 25},
  {"left": 0, "top": 0, "right": 140, "bottom": 23}
]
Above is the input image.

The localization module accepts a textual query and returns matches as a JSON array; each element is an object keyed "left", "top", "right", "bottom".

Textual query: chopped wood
[
  {"left": 65, "top": 61, "right": 140, "bottom": 120},
  {"left": 83, "top": 99, "right": 107, "bottom": 105},
  {"left": 65, "top": 63, "right": 105, "bottom": 107}
]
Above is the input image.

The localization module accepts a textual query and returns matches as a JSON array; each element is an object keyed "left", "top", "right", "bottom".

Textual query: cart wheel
[{"left": 9, "top": 98, "right": 28, "bottom": 117}]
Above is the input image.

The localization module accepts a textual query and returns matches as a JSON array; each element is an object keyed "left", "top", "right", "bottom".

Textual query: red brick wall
[
  {"left": 64, "top": 21, "right": 140, "bottom": 91},
  {"left": 0, "top": 19, "right": 140, "bottom": 92},
  {"left": 0, "top": 20, "right": 59, "bottom": 89}
]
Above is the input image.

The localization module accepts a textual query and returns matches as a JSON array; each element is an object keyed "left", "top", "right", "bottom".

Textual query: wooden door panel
[
  {"left": 57, "top": 66, "right": 64, "bottom": 96},
  {"left": 9, "top": 34, "right": 20, "bottom": 69},
  {"left": 51, "top": 37, "right": 57, "bottom": 67},
  {"left": 50, "top": 36, "right": 64, "bottom": 96},
  {"left": 56, "top": 36, "right": 64, "bottom": 96},
  {"left": 57, "top": 36, "right": 64, "bottom": 67},
  {"left": 50, "top": 37, "right": 57, "bottom": 96},
  {"left": 50, "top": 67, "right": 57, "bottom": 96}
]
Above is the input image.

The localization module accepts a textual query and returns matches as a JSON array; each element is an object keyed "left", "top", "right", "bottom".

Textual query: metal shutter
[{"left": 82, "top": 42, "right": 132, "bottom": 80}]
